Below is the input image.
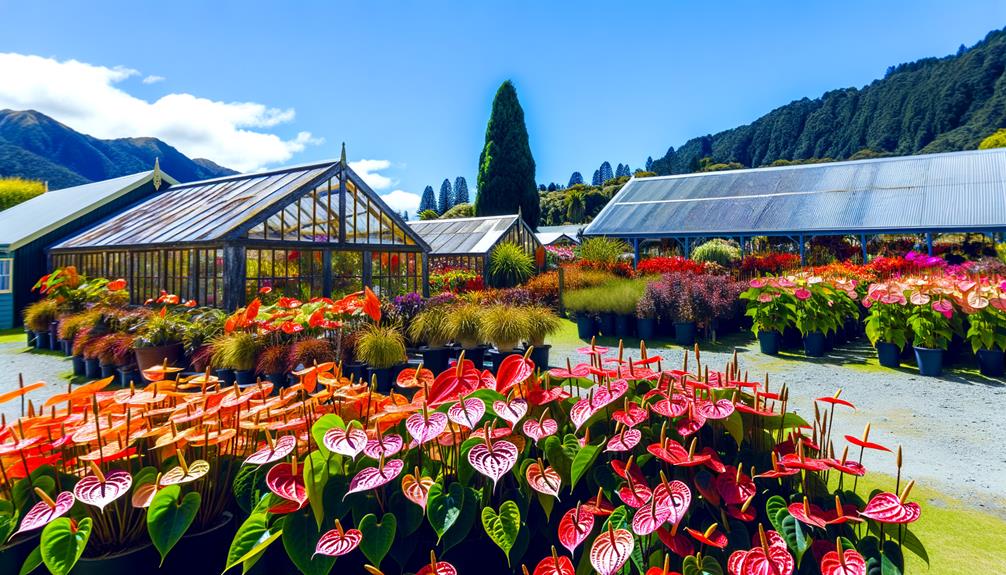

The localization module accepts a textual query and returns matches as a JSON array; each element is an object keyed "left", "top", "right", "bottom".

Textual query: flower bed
[{"left": 0, "top": 342, "right": 926, "bottom": 574}]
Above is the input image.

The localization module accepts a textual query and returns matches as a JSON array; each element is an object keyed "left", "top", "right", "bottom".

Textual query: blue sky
[{"left": 1, "top": 1, "right": 1003, "bottom": 213}]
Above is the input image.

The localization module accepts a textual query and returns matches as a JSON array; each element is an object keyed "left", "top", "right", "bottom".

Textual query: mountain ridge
[{"left": 0, "top": 109, "right": 237, "bottom": 189}]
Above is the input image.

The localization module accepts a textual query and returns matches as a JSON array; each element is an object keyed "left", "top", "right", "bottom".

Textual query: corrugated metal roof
[
  {"left": 54, "top": 161, "right": 339, "bottom": 248},
  {"left": 536, "top": 224, "right": 583, "bottom": 245},
  {"left": 0, "top": 171, "right": 177, "bottom": 250},
  {"left": 408, "top": 215, "right": 519, "bottom": 255},
  {"left": 584, "top": 148, "right": 1006, "bottom": 237}
]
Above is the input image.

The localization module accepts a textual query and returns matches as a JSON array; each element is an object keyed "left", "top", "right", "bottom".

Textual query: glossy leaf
[
  {"left": 146, "top": 485, "right": 201, "bottom": 565},
  {"left": 40, "top": 517, "right": 92, "bottom": 575},
  {"left": 427, "top": 481, "right": 464, "bottom": 540},
  {"left": 481, "top": 500, "right": 521, "bottom": 564},
  {"left": 681, "top": 554, "right": 724, "bottom": 575},
  {"left": 224, "top": 511, "right": 281, "bottom": 573},
  {"left": 284, "top": 509, "right": 336, "bottom": 575},
  {"left": 358, "top": 513, "right": 396, "bottom": 567},
  {"left": 569, "top": 440, "right": 603, "bottom": 492}
]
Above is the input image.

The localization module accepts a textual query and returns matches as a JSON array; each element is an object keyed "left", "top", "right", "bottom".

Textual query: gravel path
[
  {"left": 550, "top": 330, "right": 1006, "bottom": 516},
  {"left": 2, "top": 332, "right": 1004, "bottom": 515}
]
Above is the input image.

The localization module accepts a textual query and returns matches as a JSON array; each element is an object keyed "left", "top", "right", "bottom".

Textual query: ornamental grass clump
[
  {"left": 408, "top": 305, "right": 453, "bottom": 348},
  {"left": 355, "top": 323, "right": 406, "bottom": 369},
  {"left": 210, "top": 332, "right": 259, "bottom": 371},
  {"left": 447, "top": 302, "right": 485, "bottom": 348},
  {"left": 22, "top": 298, "right": 58, "bottom": 332},
  {"left": 691, "top": 238, "right": 742, "bottom": 267},
  {"left": 525, "top": 305, "right": 561, "bottom": 347},
  {"left": 481, "top": 304, "right": 530, "bottom": 351},
  {"left": 488, "top": 242, "right": 535, "bottom": 288}
]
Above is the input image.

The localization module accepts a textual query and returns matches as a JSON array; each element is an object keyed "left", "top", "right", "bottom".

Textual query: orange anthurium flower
[
  {"left": 107, "top": 278, "right": 127, "bottom": 291},
  {"left": 363, "top": 286, "right": 381, "bottom": 323}
]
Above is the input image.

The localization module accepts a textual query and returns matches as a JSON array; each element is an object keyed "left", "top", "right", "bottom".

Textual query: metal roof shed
[
  {"left": 51, "top": 152, "right": 430, "bottom": 308},
  {"left": 583, "top": 148, "right": 1006, "bottom": 262},
  {"left": 408, "top": 214, "right": 543, "bottom": 280},
  {"left": 536, "top": 225, "right": 583, "bottom": 246},
  {"left": 0, "top": 169, "right": 176, "bottom": 329}
]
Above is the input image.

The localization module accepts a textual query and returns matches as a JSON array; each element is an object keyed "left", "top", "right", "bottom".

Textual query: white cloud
[
  {"left": 142, "top": 74, "right": 165, "bottom": 84},
  {"left": 348, "top": 159, "right": 396, "bottom": 190},
  {"left": 379, "top": 189, "right": 420, "bottom": 215},
  {"left": 0, "top": 52, "right": 319, "bottom": 171}
]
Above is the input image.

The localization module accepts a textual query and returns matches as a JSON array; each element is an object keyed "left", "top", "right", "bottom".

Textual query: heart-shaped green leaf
[
  {"left": 40, "top": 517, "right": 92, "bottom": 575},
  {"left": 303, "top": 449, "right": 341, "bottom": 529},
  {"left": 765, "top": 495, "right": 787, "bottom": 533},
  {"left": 481, "top": 500, "right": 521, "bottom": 565},
  {"left": 311, "top": 414, "right": 346, "bottom": 456},
  {"left": 570, "top": 439, "right": 604, "bottom": 492},
  {"left": 147, "top": 485, "right": 201, "bottom": 565},
  {"left": 427, "top": 481, "right": 464, "bottom": 541},
  {"left": 542, "top": 436, "right": 573, "bottom": 484},
  {"left": 358, "top": 513, "right": 396, "bottom": 568},
  {"left": 225, "top": 511, "right": 281, "bottom": 573},
  {"left": 682, "top": 554, "right": 724, "bottom": 575},
  {"left": 779, "top": 512, "right": 810, "bottom": 565},
  {"left": 442, "top": 487, "right": 478, "bottom": 553},
  {"left": 19, "top": 544, "right": 42, "bottom": 575},
  {"left": 283, "top": 509, "right": 336, "bottom": 575}
]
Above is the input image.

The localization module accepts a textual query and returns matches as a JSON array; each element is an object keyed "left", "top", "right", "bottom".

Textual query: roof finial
[
  {"left": 340, "top": 142, "right": 347, "bottom": 167},
  {"left": 153, "top": 157, "right": 162, "bottom": 190}
]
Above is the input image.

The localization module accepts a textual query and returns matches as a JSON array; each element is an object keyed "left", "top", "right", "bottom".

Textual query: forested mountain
[
  {"left": 0, "top": 109, "right": 236, "bottom": 189},
  {"left": 651, "top": 27, "right": 1006, "bottom": 174}
]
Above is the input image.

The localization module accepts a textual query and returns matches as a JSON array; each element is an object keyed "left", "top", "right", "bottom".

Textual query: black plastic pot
[
  {"left": 118, "top": 368, "right": 142, "bottom": 387},
  {"left": 487, "top": 349, "right": 520, "bottom": 373},
  {"left": 368, "top": 365, "right": 400, "bottom": 393},
  {"left": 420, "top": 346, "right": 451, "bottom": 374},
  {"left": 674, "top": 322, "right": 696, "bottom": 346},
  {"left": 914, "top": 346, "right": 944, "bottom": 377},
  {"left": 758, "top": 330, "right": 782, "bottom": 355},
  {"left": 782, "top": 326, "right": 802, "bottom": 349},
  {"left": 844, "top": 317, "right": 860, "bottom": 339},
  {"left": 462, "top": 346, "right": 487, "bottom": 370},
  {"left": 72, "top": 355, "right": 86, "bottom": 376},
  {"left": 876, "top": 342, "right": 901, "bottom": 368},
  {"left": 636, "top": 317, "right": 656, "bottom": 341},
  {"left": 575, "top": 315, "right": 595, "bottom": 340},
  {"left": 72, "top": 512, "right": 234, "bottom": 575},
  {"left": 597, "top": 312, "right": 616, "bottom": 336},
  {"left": 34, "top": 331, "right": 51, "bottom": 350},
  {"left": 216, "top": 368, "right": 236, "bottom": 386},
  {"left": 266, "top": 372, "right": 288, "bottom": 388},
  {"left": 0, "top": 533, "right": 39, "bottom": 575},
  {"left": 528, "top": 344, "right": 551, "bottom": 370},
  {"left": 61, "top": 339, "right": 72, "bottom": 356},
  {"left": 976, "top": 348, "right": 1004, "bottom": 377},
  {"left": 344, "top": 361, "right": 369, "bottom": 383},
  {"left": 85, "top": 357, "right": 101, "bottom": 379},
  {"left": 134, "top": 342, "right": 183, "bottom": 373},
  {"left": 25, "top": 329, "right": 33, "bottom": 346},
  {"left": 614, "top": 314, "right": 634, "bottom": 338},
  {"left": 803, "top": 331, "right": 827, "bottom": 357},
  {"left": 235, "top": 369, "right": 256, "bottom": 386},
  {"left": 100, "top": 364, "right": 117, "bottom": 379},
  {"left": 49, "top": 321, "right": 60, "bottom": 350},
  {"left": 825, "top": 331, "right": 835, "bottom": 351}
]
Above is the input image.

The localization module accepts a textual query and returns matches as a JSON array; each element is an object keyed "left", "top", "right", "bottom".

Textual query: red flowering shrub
[
  {"left": 637, "top": 256, "right": 707, "bottom": 276},
  {"left": 429, "top": 266, "right": 484, "bottom": 293},
  {"left": 741, "top": 253, "right": 801, "bottom": 276}
]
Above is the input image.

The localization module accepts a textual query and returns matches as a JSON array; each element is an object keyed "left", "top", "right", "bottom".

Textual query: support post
[
  {"left": 421, "top": 255, "right": 430, "bottom": 298},
  {"left": 739, "top": 236, "right": 746, "bottom": 258},
  {"left": 860, "top": 234, "right": 868, "bottom": 263},
  {"left": 322, "top": 250, "right": 332, "bottom": 297},
  {"left": 632, "top": 238, "right": 640, "bottom": 269},
  {"left": 188, "top": 249, "right": 199, "bottom": 303},
  {"left": 798, "top": 235, "right": 805, "bottom": 265},
  {"left": 926, "top": 232, "right": 933, "bottom": 256},
  {"left": 362, "top": 251, "right": 373, "bottom": 291},
  {"left": 684, "top": 237, "right": 691, "bottom": 258},
  {"left": 222, "top": 244, "right": 247, "bottom": 311}
]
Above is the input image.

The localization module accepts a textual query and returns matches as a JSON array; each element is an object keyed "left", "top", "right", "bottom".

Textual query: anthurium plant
[
  {"left": 862, "top": 283, "right": 910, "bottom": 349},
  {"left": 739, "top": 278, "right": 795, "bottom": 334}
]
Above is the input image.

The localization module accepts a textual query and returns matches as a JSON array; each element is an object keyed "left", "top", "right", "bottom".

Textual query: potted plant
[
  {"left": 356, "top": 323, "right": 407, "bottom": 392},
  {"left": 562, "top": 288, "right": 597, "bottom": 340},
  {"left": 257, "top": 343, "right": 292, "bottom": 387},
  {"left": 82, "top": 334, "right": 104, "bottom": 379},
  {"left": 133, "top": 314, "right": 187, "bottom": 372},
  {"left": 740, "top": 278, "right": 795, "bottom": 356},
  {"left": 864, "top": 296, "right": 909, "bottom": 368},
  {"left": 964, "top": 300, "right": 1006, "bottom": 376},
  {"left": 524, "top": 305, "right": 560, "bottom": 369},
  {"left": 58, "top": 310, "right": 99, "bottom": 358},
  {"left": 212, "top": 332, "right": 260, "bottom": 386},
  {"left": 334, "top": 331, "right": 368, "bottom": 382},
  {"left": 96, "top": 333, "right": 134, "bottom": 382},
  {"left": 71, "top": 329, "right": 92, "bottom": 376},
  {"left": 23, "top": 299, "right": 58, "bottom": 350},
  {"left": 609, "top": 282, "right": 640, "bottom": 338},
  {"left": 907, "top": 296, "right": 960, "bottom": 376},
  {"left": 482, "top": 304, "right": 529, "bottom": 354},
  {"left": 635, "top": 289, "right": 658, "bottom": 341},
  {"left": 446, "top": 302, "right": 486, "bottom": 367},
  {"left": 792, "top": 282, "right": 839, "bottom": 357},
  {"left": 408, "top": 305, "right": 453, "bottom": 373}
]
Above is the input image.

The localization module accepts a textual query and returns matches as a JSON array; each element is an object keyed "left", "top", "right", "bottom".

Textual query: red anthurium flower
[
  {"left": 755, "top": 452, "right": 800, "bottom": 479},
  {"left": 74, "top": 463, "right": 132, "bottom": 511},
  {"left": 406, "top": 409, "right": 448, "bottom": 445},
  {"left": 820, "top": 539, "right": 866, "bottom": 575},
  {"left": 495, "top": 353, "right": 534, "bottom": 394},
  {"left": 576, "top": 344, "right": 609, "bottom": 355},
  {"left": 548, "top": 362, "right": 591, "bottom": 380},
  {"left": 448, "top": 397, "right": 487, "bottom": 430},
  {"left": 844, "top": 428, "right": 891, "bottom": 452},
  {"left": 106, "top": 278, "right": 127, "bottom": 291},
  {"left": 695, "top": 397, "right": 735, "bottom": 420},
  {"left": 788, "top": 497, "right": 831, "bottom": 529},
  {"left": 266, "top": 459, "right": 307, "bottom": 506},
  {"left": 656, "top": 524, "right": 694, "bottom": 558},
  {"left": 523, "top": 413, "right": 559, "bottom": 441},
  {"left": 715, "top": 466, "right": 756, "bottom": 506},
  {"left": 527, "top": 384, "right": 571, "bottom": 406},
  {"left": 396, "top": 367, "right": 434, "bottom": 389},
  {"left": 558, "top": 504, "right": 595, "bottom": 554},
  {"left": 244, "top": 434, "right": 296, "bottom": 466},
  {"left": 612, "top": 401, "right": 648, "bottom": 427},
  {"left": 362, "top": 286, "right": 381, "bottom": 322},
  {"left": 730, "top": 526, "right": 795, "bottom": 575},
  {"left": 533, "top": 547, "right": 576, "bottom": 575},
  {"left": 526, "top": 459, "right": 562, "bottom": 499},
  {"left": 492, "top": 398, "right": 528, "bottom": 427},
  {"left": 426, "top": 360, "right": 482, "bottom": 405},
  {"left": 699, "top": 447, "right": 726, "bottom": 474},
  {"left": 401, "top": 467, "right": 434, "bottom": 510},
  {"left": 618, "top": 480, "right": 652, "bottom": 509},
  {"left": 323, "top": 425, "right": 368, "bottom": 459},
  {"left": 675, "top": 406, "right": 707, "bottom": 437},
  {"left": 416, "top": 551, "right": 457, "bottom": 575},
  {"left": 685, "top": 523, "right": 728, "bottom": 548},
  {"left": 580, "top": 488, "right": 615, "bottom": 516},
  {"left": 314, "top": 519, "right": 362, "bottom": 557},
  {"left": 15, "top": 489, "right": 75, "bottom": 536},
  {"left": 345, "top": 457, "right": 404, "bottom": 497},
  {"left": 467, "top": 428, "right": 518, "bottom": 491},
  {"left": 590, "top": 525, "right": 635, "bottom": 575},
  {"left": 815, "top": 390, "right": 855, "bottom": 409},
  {"left": 605, "top": 428, "right": 641, "bottom": 452},
  {"left": 859, "top": 481, "right": 921, "bottom": 524}
]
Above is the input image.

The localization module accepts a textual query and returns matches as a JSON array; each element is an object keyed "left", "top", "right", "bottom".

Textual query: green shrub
[
  {"left": 0, "top": 177, "right": 45, "bottom": 211},
  {"left": 562, "top": 278, "right": 646, "bottom": 316},
  {"left": 408, "top": 305, "right": 453, "bottom": 348},
  {"left": 691, "top": 238, "right": 741, "bottom": 267},
  {"left": 23, "top": 299, "right": 59, "bottom": 332},
  {"left": 488, "top": 242, "right": 534, "bottom": 288},
  {"left": 211, "top": 332, "right": 259, "bottom": 371},
  {"left": 355, "top": 324, "right": 406, "bottom": 368},
  {"left": 525, "top": 306, "right": 560, "bottom": 346},
  {"left": 58, "top": 310, "right": 102, "bottom": 341},
  {"left": 441, "top": 203, "right": 474, "bottom": 219},
  {"left": 481, "top": 305, "right": 529, "bottom": 351},
  {"left": 577, "top": 237, "right": 630, "bottom": 264},
  {"left": 418, "top": 209, "right": 440, "bottom": 220},
  {"left": 447, "top": 303, "right": 484, "bottom": 348},
  {"left": 134, "top": 314, "right": 188, "bottom": 348}
]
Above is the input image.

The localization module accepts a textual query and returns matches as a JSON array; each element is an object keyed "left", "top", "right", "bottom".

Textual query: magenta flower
[
  {"left": 749, "top": 278, "right": 767, "bottom": 288},
  {"left": 932, "top": 299, "right": 953, "bottom": 319},
  {"left": 757, "top": 293, "right": 774, "bottom": 303},
  {"left": 794, "top": 288, "right": 811, "bottom": 301}
]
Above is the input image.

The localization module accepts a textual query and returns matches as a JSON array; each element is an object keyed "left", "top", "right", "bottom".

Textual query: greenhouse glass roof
[
  {"left": 583, "top": 148, "right": 1006, "bottom": 238},
  {"left": 408, "top": 215, "right": 521, "bottom": 255}
]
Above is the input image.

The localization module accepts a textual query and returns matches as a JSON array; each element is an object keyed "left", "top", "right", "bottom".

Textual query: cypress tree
[
  {"left": 645, "top": 156, "right": 654, "bottom": 172},
  {"left": 599, "top": 161, "right": 614, "bottom": 183},
  {"left": 592, "top": 169, "right": 601, "bottom": 186},
  {"left": 615, "top": 163, "right": 625, "bottom": 178},
  {"left": 403, "top": 210, "right": 409, "bottom": 221},
  {"left": 438, "top": 178, "right": 453, "bottom": 213},
  {"left": 419, "top": 185, "right": 437, "bottom": 213},
  {"left": 568, "top": 171, "right": 583, "bottom": 187},
  {"left": 475, "top": 80, "right": 540, "bottom": 229},
  {"left": 453, "top": 176, "right": 470, "bottom": 204}
]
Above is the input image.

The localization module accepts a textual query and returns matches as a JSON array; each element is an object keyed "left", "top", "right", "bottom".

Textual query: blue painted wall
[{"left": 0, "top": 250, "right": 13, "bottom": 329}]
